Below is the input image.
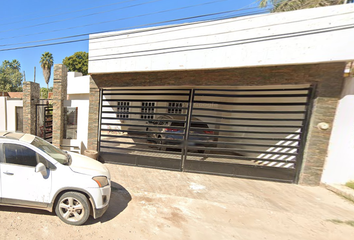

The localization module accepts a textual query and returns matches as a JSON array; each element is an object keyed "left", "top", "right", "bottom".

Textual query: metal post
[
  {"left": 181, "top": 89, "right": 195, "bottom": 171},
  {"left": 294, "top": 84, "right": 316, "bottom": 183},
  {"left": 35, "top": 105, "right": 37, "bottom": 136},
  {"left": 44, "top": 107, "right": 47, "bottom": 140},
  {"left": 97, "top": 88, "right": 103, "bottom": 158}
]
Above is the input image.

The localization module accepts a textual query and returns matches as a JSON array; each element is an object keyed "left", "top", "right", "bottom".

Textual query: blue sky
[{"left": 0, "top": 0, "right": 265, "bottom": 89}]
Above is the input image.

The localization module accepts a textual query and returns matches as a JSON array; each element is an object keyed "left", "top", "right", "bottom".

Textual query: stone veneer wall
[
  {"left": 52, "top": 64, "right": 68, "bottom": 148},
  {"left": 87, "top": 78, "right": 100, "bottom": 151},
  {"left": 22, "top": 82, "right": 40, "bottom": 135},
  {"left": 90, "top": 62, "right": 346, "bottom": 185}
]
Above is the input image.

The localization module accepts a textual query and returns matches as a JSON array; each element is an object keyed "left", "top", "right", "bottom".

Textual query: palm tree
[
  {"left": 39, "top": 52, "right": 54, "bottom": 90},
  {"left": 258, "top": 0, "right": 346, "bottom": 12}
]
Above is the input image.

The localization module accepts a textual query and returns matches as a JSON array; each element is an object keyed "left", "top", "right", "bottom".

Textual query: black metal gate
[
  {"left": 36, "top": 103, "right": 53, "bottom": 143},
  {"left": 99, "top": 85, "right": 314, "bottom": 183}
]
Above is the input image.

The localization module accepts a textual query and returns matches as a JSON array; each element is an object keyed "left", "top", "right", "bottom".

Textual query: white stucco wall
[
  {"left": 89, "top": 4, "right": 354, "bottom": 73},
  {"left": 0, "top": 97, "right": 23, "bottom": 132},
  {"left": 321, "top": 77, "right": 354, "bottom": 184},
  {"left": 67, "top": 72, "right": 90, "bottom": 95},
  {"left": 63, "top": 72, "right": 91, "bottom": 152},
  {"left": 64, "top": 98, "right": 89, "bottom": 151},
  {"left": 0, "top": 97, "right": 7, "bottom": 130},
  {"left": 6, "top": 99, "right": 23, "bottom": 131}
]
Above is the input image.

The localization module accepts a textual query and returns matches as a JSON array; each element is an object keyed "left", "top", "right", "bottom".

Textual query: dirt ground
[{"left": 1, "top": 163, "right": 354, "bottom": 240}]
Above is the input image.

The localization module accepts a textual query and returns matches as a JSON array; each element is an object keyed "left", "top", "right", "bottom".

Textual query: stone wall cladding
[
  {"left": 90, "top": 62, "right": 346, "bottom": 186},
  {"left": 87, "top": 78, "right": 100, "bottom": 151},
  {"left": 52, "top": 64, "right": 68, "bottom": 148},
  {"left": 91, "top": 63, "right": 343, "bottom": 88},
  {"left": 22, "top": 82, "right": 40, "bottom": 135}
]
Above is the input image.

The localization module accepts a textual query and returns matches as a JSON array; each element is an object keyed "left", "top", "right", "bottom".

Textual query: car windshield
[{"left": 30, "top": 137, "right": 69, "bottom": 165}]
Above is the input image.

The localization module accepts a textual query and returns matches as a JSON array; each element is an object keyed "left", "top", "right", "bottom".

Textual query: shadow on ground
[
  {"left": 0, "top": 206, "right": 52, "bottom": 216},
  {"left": 0, "top": 181, "right": 132, "bottom": 226},
  {"left": 86, "top": 181, "right": 132, "bottom": 225}
]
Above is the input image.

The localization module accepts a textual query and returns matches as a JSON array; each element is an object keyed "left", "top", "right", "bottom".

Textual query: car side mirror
[{"left": 35, "top": 162, "right": 47, "bottom": 176}]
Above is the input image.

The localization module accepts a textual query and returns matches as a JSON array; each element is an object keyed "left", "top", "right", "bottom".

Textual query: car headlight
[{"left": 92, "top": 176, "right": 109, "bottom": 188}]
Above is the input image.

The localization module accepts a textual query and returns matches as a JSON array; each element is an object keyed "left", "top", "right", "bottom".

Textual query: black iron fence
[{"left": 36, "top": 101, "right": 53, "bottom": 143}]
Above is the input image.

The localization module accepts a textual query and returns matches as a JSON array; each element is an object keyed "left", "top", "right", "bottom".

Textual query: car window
[
  {"left": 3, "top": 143, "right": 37, "bottom": 167},
  {"left": 30, "top": 136, "right": 68, "bottom": 165},
  {"left": 37, "top": 153, "right": 56, "bottom": 169},
  {"left": 191, "top": 123, "right": 208, "bottom": 128},
  {"left": 170, "top": 122, "right": 185, "bottom": 127},
  {"left": 170, "top": 122, "right": 209, "bottom": 129}
]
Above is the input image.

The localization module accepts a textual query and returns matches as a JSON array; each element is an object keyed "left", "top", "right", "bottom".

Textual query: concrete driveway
[{"left": 1, "top": 164, "right": 354, "bottom": 240}]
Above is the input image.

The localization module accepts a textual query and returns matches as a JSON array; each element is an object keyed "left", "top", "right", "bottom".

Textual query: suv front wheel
[{"left": 55, "top": 192, "right": 90, "bottom": 225}]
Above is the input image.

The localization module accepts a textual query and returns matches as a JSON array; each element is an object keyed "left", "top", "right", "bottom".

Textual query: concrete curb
[{"left": 324, "top": 184, "right": 354, "bottom": 203}]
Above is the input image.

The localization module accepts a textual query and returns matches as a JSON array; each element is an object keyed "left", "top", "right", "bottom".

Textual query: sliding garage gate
[{"left": 99, "top": 85, "right": 314, "bottom": 183}]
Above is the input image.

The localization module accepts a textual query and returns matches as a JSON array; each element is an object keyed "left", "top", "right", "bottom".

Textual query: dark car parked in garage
[{"left": 146, "top": 116, "right": 215, "bottom": 152}]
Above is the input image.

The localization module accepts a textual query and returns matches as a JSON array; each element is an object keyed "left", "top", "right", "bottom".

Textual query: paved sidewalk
[{"left": 1, "top": 164, "right": 354, "bottom": 240}]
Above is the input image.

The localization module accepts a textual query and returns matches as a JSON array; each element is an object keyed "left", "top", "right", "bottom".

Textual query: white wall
[
  {"left": 67, "top": 72, "right": 90, "bottom": 95},
  {"left": 0, "top": 97, "right": 7, "bottom": 130},
  {"left": 6, "top": 99, "right": 23, "bottom": 131},
  {"left": 0, "top": 97, "right": 23, "bottom": 132},
  {"left": 89, "top": 4, "right": 354, "bottom": 74},
  {"left": 63, "top": 72, "right": 91, "bottom": 152},
  {"left": 64, "top": 98, "right": 89, "bottom": 151},
  {"left": 321, "top": 77, "right": 354, "bottom": 184}
]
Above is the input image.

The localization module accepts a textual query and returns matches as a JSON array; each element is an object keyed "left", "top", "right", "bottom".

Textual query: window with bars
[
  {"left": 117, "top": 101, "right": 130, "bottom": 119},
  {"left": 141, "top": 102, "right": 155, "bottom": 119},
  {"left": 168, "top": 102, "right": 184, "bottom": 114}
]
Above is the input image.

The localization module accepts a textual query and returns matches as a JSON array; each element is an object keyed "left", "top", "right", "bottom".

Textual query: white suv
[{"left": 0, "top": 131, "right": 111, "bottom": 225}]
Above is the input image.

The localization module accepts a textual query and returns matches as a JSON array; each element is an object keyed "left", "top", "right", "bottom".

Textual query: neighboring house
[
  {"left": 0, "top": 73, "right": 91, "bottom": 154},
  {"left": 86, "top": 4, "right": 354, "bottom": 186},
  {"left": 0, "top": 93, "right": 23, "bottom": 132},
  {"left": 8, "top": 92, "right": 23, "bottom": 98}
]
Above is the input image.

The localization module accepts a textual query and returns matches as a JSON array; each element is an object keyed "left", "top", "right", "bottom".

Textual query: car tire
[{"left": 55, "top": 192, "right": 90, "bottom": 226}]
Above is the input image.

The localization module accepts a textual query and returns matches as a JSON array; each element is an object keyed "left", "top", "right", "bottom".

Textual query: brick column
[
  {"left": 87, "top": 78, "right": 100, "bottom": 151},
  {"left": 298, "top": 65, "right": 345, "bottom": 186},
  {"left": 52, "top": 64, "right": 68, "bottom": 148},
  {"left": 23, "top": 82, "right": 40, "bottom": 135}
]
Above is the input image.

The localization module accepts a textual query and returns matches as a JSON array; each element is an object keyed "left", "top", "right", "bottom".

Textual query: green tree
[
  {"left": 39, "top": 52, "right": 54, "bottom": 90},
  {"left": 258, "top": 0, "right": 346, "bottom": 12},
  {"left": 40, "top": 87, "right": 53, "bottom": 99},
  {"left": 62, "top": 51, "right": 88, "bottom": 75},
  {"left": 0, "top": 60, "right": 23, "bottom": 92}
]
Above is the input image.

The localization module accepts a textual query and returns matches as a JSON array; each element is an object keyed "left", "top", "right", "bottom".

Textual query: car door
[{"left": 0, "top": 143, "right": 52, "bottom": 208}]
